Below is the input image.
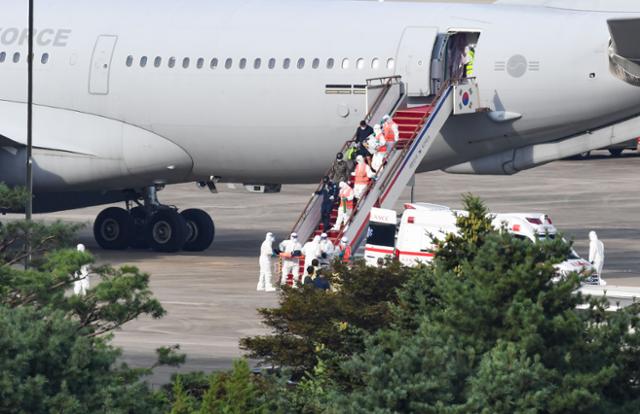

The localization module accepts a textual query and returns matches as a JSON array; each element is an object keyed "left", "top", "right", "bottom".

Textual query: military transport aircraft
[{"left": 1, "top": 0, "right": 639, "bottom": 252}]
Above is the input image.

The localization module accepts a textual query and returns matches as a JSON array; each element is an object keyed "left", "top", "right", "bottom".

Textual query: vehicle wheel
[
  {"left": 128, "top": 206, "right": 149, "bottom": 249},
  {"left": 577, "top": 151, "right": 591, "bottom": 160},
  {"left": 94, "top": 207, "right": 133, "bottom": 250},
  {"left": 609, "top": 148, "right": 623, "bottom": 157},
  {"left": 146, "top": 209, "right": 188, "bottom": 252},
  {"left": 180, "top": 209, "right": 215, "bottom": 252}
]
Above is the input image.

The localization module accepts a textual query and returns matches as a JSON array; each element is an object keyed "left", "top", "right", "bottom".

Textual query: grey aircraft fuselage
[{"left": 0, "top": 0, "right": 639, "bottom": 212}]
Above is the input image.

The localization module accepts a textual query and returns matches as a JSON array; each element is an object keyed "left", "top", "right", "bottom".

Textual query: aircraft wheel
[
  {"left": 609, "top": 148, "right": 623, "bottom": 157},
  {"left": 128, "top": 206, "right": 149, "bottom": 249},
  {"left": 146, "top": 209, "right": 188, "bottom": 253},
  {"left": 180, "top": 209, "right": 215, "bottom": 252},
  {"left": 94, "top": 207, "right": 133, "bottom": 250}
]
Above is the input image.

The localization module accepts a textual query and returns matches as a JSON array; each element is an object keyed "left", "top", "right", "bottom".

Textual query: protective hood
[{"left": 589, "top": 231, "right": 598, "bottom": 241}]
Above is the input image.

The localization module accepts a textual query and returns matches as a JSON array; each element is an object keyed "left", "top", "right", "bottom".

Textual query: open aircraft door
[
  {"left": 89, "top": 35, "right": 118, "bottom": 95},
  {"left": 395, "top": 27, "right": 438, "bottom": 97}
]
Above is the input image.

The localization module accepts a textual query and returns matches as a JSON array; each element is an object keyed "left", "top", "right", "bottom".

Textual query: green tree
[
  {"left": 0, "top": 185, "right": 180, "bottom": 413},
  {"left": 241, "top": 260, "right": 411, "bottom": 376},
  {"left": 0, "top": 183, "right": 26, "bottom": 212},
  {"left": 333, "top": 196, "right": 640, "bottom": 413},
  {"left": 199, "top": 359, "right": 268, "bottom": 414}
]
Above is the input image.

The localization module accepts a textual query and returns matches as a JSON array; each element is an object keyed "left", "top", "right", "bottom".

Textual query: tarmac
[{"left": 35, "top": 150, "right": 640, "bottom": 385}]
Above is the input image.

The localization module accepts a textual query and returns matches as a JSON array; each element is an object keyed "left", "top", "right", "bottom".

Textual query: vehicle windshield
[
  {"left": 366, "top": 223, "right": 396, "bottom": 248},
  {"left": 567, "top": 249, "right": 580, "bottom": 260},
  {"left": 536, "top": 233, "right": 556, "bottom": 240}
]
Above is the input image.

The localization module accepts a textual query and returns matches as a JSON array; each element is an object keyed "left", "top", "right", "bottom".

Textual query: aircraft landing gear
[{"left": 92, "top": 186, "right": 215, "bottom": 252}]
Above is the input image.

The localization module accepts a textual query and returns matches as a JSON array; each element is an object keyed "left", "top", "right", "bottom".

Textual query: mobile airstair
[{"left": 288, "top": 76, "right": 483, "bottom": 275}]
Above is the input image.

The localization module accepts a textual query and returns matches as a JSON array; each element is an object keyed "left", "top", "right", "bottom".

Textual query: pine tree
[{"left": 334, "top": 195, "right": 640, "bottom": 413}]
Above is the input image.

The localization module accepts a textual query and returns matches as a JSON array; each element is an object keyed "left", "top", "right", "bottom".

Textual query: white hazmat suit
[
  {"left": 588, "top": 231, "right": 605, "bottom": 282},
  {"left": 73, "top": 244, "right": 90, "bottom": 296},
  {"left": 332, "top": 182, "right": 355, "bottom": 231},
  {"left": 280, "top": 233, "right": 302, "bottom": 286},
  {"left": 302, "top": 235, "right": 322, "bottom": 276},
  {"left": 319, "top": 233, "right": 334, "bottom": 267},
  {"left": 352, "top": 155, "right": 376, "bottom": 199},
  {"left": 257, "top": 232, "right": 276, "bottom": 292},
  {"left": 371, "top": 125, "right": 386, "bottom": 172}
]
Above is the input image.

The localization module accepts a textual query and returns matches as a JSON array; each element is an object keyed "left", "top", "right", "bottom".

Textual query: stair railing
[
  {"left": 290, "top": 75, "right": 405, "bottom": 236},
  {"left": 373, "top": 79, "right": 454, "bottom": 205}
]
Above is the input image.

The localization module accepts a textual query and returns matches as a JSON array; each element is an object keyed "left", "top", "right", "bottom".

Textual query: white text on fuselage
[{"left": 0, "top": 28, "right": 71, "bottom": 47}]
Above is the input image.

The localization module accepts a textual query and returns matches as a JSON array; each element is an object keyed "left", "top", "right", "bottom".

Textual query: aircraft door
[
  {"left": 395, "top": 27, "right": 438, "bottom": 97},
  {"left": 89, "top": 35, "right": 118, "bottom": 95}
]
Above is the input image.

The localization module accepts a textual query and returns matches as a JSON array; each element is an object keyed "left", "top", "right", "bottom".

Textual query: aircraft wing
[{"left": 0, "top": 134, "right": 23, "bottom": 148}]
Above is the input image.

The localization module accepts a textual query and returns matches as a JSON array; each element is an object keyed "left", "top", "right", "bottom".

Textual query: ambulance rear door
[{"left": 365, "top": 208, "right": 398, "bottom": 266}]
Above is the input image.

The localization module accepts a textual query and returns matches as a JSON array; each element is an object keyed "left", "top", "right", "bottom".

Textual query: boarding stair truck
[
  {"left": 364, "top": 203, "right": 605, "bottom": 286},
  {"left": 283, "top": 74, "right": 486, "bottom": 284}
]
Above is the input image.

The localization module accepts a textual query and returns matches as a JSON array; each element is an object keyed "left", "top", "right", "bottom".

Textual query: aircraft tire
[
  {"left": 94, "top": 207, "right": 134, "bottom": 250},
  {"left": 609, "top": 148, "right": 623, "bottom": 157},
  {"left": 128, "top": 206, "right": 149, "bottom": 249},
  {"left": 146, "top": 209, "right": 188, "bottom": 253},
  {"left": 180, "top": 209, "right": 215, "bottom": 252}
]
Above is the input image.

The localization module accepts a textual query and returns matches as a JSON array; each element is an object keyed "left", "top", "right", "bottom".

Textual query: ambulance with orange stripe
[{"left": 365, "top": 203, "right": 602, "bottom": 284}]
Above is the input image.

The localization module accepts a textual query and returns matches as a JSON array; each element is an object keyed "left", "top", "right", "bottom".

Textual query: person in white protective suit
[
  {"left": 257, "top": 232, "right": 277, "bottom": 292},
  {"left": 332, "top": 182, "right": 355, "bottom": 231},
  {"left": 588, "top": 231, "right": 605, "bottom": 284},
  {"left": 302, "top": 235, "right": 322, "bottom": 276},
  {"left": 319, "top": 233, "right": 334, "bottom": 267},
  {"left": 370, "top": 124, "right": 386, "bottom": 172},
  {"left": 352, "top": 155, "right": 376, "bottom": 200},
  {"left": 279, "top": 232, "right": 303, "bottom": 286},
  {"left": 382, "top": 114, "right": 400, "bottom": 153},
  {"left": 73, "top": 244, "right": 90, "bottom": 296}
]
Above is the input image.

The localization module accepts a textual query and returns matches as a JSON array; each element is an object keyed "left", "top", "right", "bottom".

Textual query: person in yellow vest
[
  {"left": 351, "top": 155, "right": 376, "bottom": 200},
  {"left": 331, "top": 181, "right": 355, "bottom": 231},
  {"left": 382, "top": 115, "right": 399, "bottom": 153},
  {"left": 463, "top": 45, "right": 475, "bottom": 78}
]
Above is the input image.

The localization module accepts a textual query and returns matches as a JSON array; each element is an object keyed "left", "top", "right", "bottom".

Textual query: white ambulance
[{"left": 364, "top": 203, "right": 603, "bottom": 285}]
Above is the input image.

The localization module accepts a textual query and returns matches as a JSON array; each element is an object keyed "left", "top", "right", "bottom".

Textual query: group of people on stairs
[{"left": 257, "top": 114, "right": 399, "bottom": 292}]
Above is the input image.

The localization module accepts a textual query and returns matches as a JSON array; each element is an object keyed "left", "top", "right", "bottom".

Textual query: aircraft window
[
  {"left": 356, "top": 58, "right": 365, "bottom": 70},
  {"left": 168, "top": 57, "right": 176, "bottom": 68},
  {"left": 225, "top": 58, "right": 232, "bottom": 69},
  {"left": 0, "top": 52, "right": 6, "bottom": 63},
  {"left": 154, "top": 56, "right": 162, "bottom": 67},
  {"left": 297, "top": 58, "right": 305, "bottom": 69},
  {"left": 41, "top": 53, "right": 49, "bottom": 64},
  {"left": 268, "top": 58, "right": 276, "bottom": 69},
  {"left": 210, "top": 58, "right": 218, "bottom": 69},
  {"left": 386, "top": 58, "right": 395, "bottom": 70},
  {"left": 312, "top": 58, "right": 320, "bottom": 69},
  {"left": 239, "top": 58, "right": 247, "bottom": 69},
  {"left": 13, "top": 52, "right": 20, "bottom": 63},
  {"left": 371, "top": 57, "right": 380, "bottom": 69},
  {"left": 126, "top": 55, "right": 133, "bottom": 67},
  {"left": 283, "top": 58, "right": 291, "bottom": 69},
  {"left": 326, "top": 58, "right": 335, "bottom": 69},
  {"left": 140, "top": 56, "right": 148, "bottom": 68},
  {"left": 341, "top": 58, "right": 350, "bottom": 69},
  {"left": 182, "top": 57, "right": 190, "bottom": 69},
  {"left": 197, "top": 57, "right": 204, "bottom": 69},
  {"left": 254, "top": 58, "right": 261, "bottom": 69}
]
